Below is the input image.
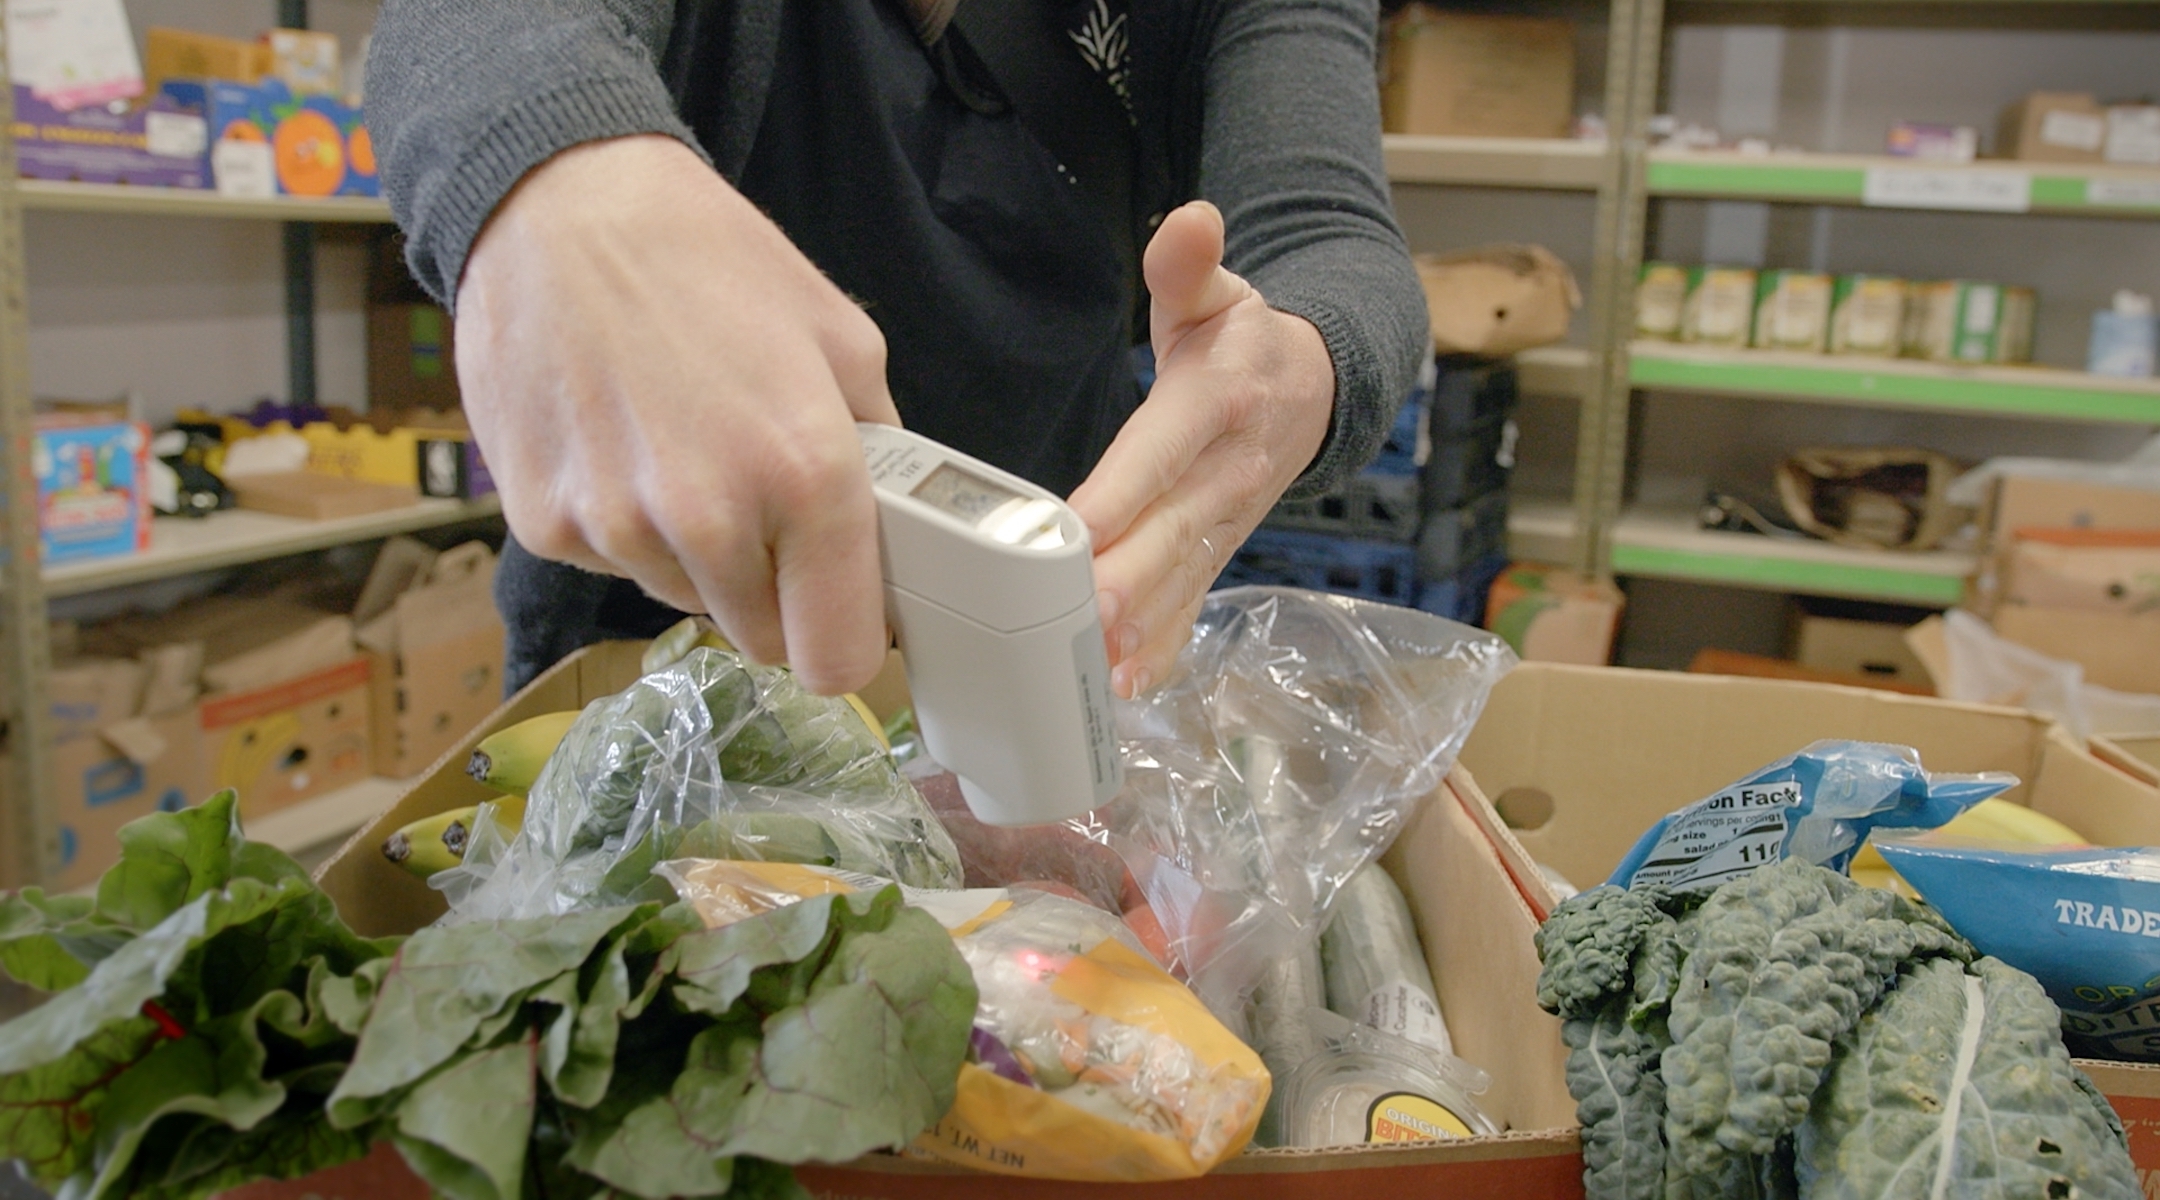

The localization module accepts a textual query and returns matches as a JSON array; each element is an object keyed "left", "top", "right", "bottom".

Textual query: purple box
[
  {"left": 12, "top": 85, "right": 209, "bottom": 188},
  {"left": 416, "top": 436, "right": 495, "bottom": 500}
]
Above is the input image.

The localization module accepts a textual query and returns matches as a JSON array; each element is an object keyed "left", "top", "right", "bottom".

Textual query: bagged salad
[
  {"left": 657, "top": 858, "right": 1269, "bottom": 1181},
  {"left": 1875, "top": 834, "right": 2160, "bottom": 1062},
  {"left": 1607, "top": 739, "right": 2014, "bottom": 892}
]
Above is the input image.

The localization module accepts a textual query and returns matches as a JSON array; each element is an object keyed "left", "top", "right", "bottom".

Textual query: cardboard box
[
  {"left": 2105, "top": 104, "right": 2160, "bottom": 167},
  {"left": 1454, "top": 662, "right": 2160, "bottom": 1172},
  {"left": 356, "top": 541, "right": 505, "bottom": 777},
  {"left": 10, "top": 85, "right": 210, "bottom": 188},
  {"left": 1793, "top": 615, "right": 1936, "bottom": 690},
  {"left": 1459, "top": 661, "right": 2160, "bottom": 909},
  {"left": 2002, "top": 530, "right": 2160, "bottom": 615},
  {"left": 1999, "top": 91, "right": 2107, "bottom": 163},
  {"left": 1690, "top": 647, "right": 1932, "bottom": 696},
  {"left": 46, "top": 707, "right": 208, "bottom": 893},
  {"left": 1380, "top": 8, "right": 1575, "bottom": 139},
  {"left": 1973, "top": 476, "right": 2160, "bottom": 613},
  {"left": 157, "top": 78, "right": 376, "bottom": 198},
  {"left": 266, "top": 29, "right": 341, "bottom": 97},
  {"left": 1485, "top": 564, "right": 1622, "bottom": 665},
  {"left": 45, "top": 655, "right": 147, "bottom": 742},
  {"left": 201, "top": 656, "right": 372, "bottom": 819},
  {"left": 32, "top": 417, "right": 152, "bottom": 564},
  {"left": 293, "top": 641, "right": 1584, "bottom": 1198},
  {"left": 1992, "top": 605, "right": 2160, "bottom": 696},
  {"left": 230, "top": 470, "right": 419, "bottom": 520},
  {"left": 143, "top": 28, "right": 271, "bottom": 93},
  {"left": 367, "top": 303, "right": 461, "bottom": 411}
]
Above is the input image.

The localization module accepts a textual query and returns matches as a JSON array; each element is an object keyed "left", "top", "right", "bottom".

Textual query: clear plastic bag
[
  {"left": 1937, "top": 608, "right": 2160, "bottom": 744},
  {"left": 656, "top": 859, "right": 1270, "bottom": 1181},
  {"left": 434, "top": 646, "right": 963, "bottom": 921},
  {"left": 1067, "top": 587, "right": 1516, "bottom": 1039}
]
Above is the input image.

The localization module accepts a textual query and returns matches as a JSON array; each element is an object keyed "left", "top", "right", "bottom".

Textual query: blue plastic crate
[
  {"left": 1265, "top": 471, "right": 1420, "bottom": 542},
  {"left": 1413, "top": 552, "right": 1509, "bottom": 627},
  {"left": 1218, "top": 528, "right": 1419, "bottom": 606}
]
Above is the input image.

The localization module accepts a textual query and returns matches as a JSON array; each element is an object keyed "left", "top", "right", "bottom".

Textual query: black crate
[
  {"left": 1429, "top": 356, "right": 1518, "bottom": 439},
  {"left": 1414, "top": 551, "right": 1510, "bottom": 627},
  {"left": 1266, "top": 471, "right": 1421, "bottom": 542},
  {"left": 1416, "top": 489, "right": 1511, "bottom": 581},
  {"left": 1421, "top": 411, "right": 1515, "bottom": 511}
]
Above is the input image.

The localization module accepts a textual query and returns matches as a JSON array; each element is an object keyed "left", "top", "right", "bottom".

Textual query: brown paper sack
[
  {"left": 1415, "top": 246, "right": 1581, "bottom": 357},
  {"left": 1775, "top": 447, "right": 1969, "bottom": 551}
]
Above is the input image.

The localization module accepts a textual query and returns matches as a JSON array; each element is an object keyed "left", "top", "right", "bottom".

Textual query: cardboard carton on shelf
[
  {"left": 0, "top": 706, "right": 208, "bottom": 893},
  {"left": 228, "top": 470, "right": 419, "bottom": 520},
  {"left": 10, "top": 85, "right": 211, "bottom": 188},
  {"left": 1484, "top": 563, "right": 1622, "bottom": 665},
  {"left": 1792, "top": 615, "right": 1936, "bottom": 690},
  {"left": 32, "top": 414, "right": 152, "bottom": 564},
  {"left": 1998, "top": 91, "right": 2107, "bottom": 164},
  {"left": 143, "top": 27, "right": 271, "bottom": 93},
  {"left": 1970, "top": 474, "right": 2160, "bottom": 613},
  {"left": 354, "top": 539, "right": 506, "bottom": 778},
  {"left": 1380, "top": 7, "right": 1575, "bottom": 139},
  {"left": 1688, "top": 647, "right": 1933, "bottom": 696},
  {"left": 89, "top": 595, "right": 374, "bottom": 820},
  {"left": 292, "top": 641, "right": 1584, "bottom": 1200}
]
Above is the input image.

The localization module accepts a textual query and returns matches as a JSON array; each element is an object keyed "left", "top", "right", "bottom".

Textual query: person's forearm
[
  {"left": 368, "top": 0, "right": 698, "bottom": 307},
  {"left": 1197, "top": 0, "right": 1429, "bottom": 499}
]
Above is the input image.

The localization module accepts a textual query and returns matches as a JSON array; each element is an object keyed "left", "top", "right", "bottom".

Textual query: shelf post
[
  {"left": 1575, "top": 0, "right": 1664, "bottom": 580},
  {"left": 0, "top": 37, "right": 58, "bottom": 887},
  {"left": 279, "top": 0, "right": 315, "bottom": 408}
]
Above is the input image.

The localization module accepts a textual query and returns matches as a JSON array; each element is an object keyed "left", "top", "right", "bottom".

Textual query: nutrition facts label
[{"left": 1628, "top": 780, "right": 1800, "bottom": 891}]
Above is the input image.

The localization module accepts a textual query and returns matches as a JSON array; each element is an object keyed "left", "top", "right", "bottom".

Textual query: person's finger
[
  {"left": 1116, "top": 589, "right": 1210, "bottom": 700},
  {"left": 647, "top": 498, "right": 788, "bottom": 666},
  {"left": 1090, "top": 441, "right": 1257, "bottom": 681},
  {"left": 1143, "top": 201, "right": 1249, "bottom": 345},
  {"left": 771, "top": 477, "right": 889, "bottom": 694},
  {"left": 825, "top": 303, "right": 903, "bottom": 427},
  {"left": 1067, "top": 345, "right": 1239, "bottom": 566}
]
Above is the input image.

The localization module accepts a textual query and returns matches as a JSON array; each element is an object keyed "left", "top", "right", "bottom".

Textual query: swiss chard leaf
[
  {"left": 325, "top": 905, "right": 653, "bottom": 1129},
  {"left": 0, "top": 890, "right": 114, "bottom": 992},
  {"left": 390, "top": 1034, "right": 539, "bottom": 1200}
]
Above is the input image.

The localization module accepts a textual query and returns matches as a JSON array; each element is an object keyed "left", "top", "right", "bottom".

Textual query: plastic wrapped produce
[
  {"left": 658, "top": 858, "right": 1269, "bottom": 1181},
  {"left": 435, "top": 646, "right": 962, "bottom": 920},
  {"left": 1069, "top": 588, "right": 1515, "bottom": 1037}
]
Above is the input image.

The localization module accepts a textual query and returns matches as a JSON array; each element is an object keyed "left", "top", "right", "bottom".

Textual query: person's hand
[
  {"left": 455, "top": 135, "right": 896, "bottom": 694},
  {"left": 1068, "top": 201, "right": 1337, "bottom": 699}
]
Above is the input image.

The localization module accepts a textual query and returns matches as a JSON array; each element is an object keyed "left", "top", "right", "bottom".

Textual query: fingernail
[
  {"left": 1097, "top": 589, "right": 1123, "bottom": 630},
  {"left": 1129, "top": 666, "right": 1153, "bottom": 696},
  {"left": 1115, "top": 623, "right": 1142, "bottom": 662}
]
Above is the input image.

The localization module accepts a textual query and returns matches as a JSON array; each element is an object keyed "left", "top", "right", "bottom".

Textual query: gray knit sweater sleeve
[
  {"left": 1201, "top": 0, "right": 1429, "bottom": 498},
  {"left": 366, "top": 0, "right": 700, "bottom": 306}
]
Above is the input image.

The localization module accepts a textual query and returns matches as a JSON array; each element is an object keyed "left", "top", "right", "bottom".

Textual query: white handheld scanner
[{"left": 859, "top": 424, "right": 1123, "bottom": 826}]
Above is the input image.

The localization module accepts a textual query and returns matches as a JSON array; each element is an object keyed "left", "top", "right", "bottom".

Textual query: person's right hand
[{"left": 455, "top": 135, "right": 897, "bottom": 695}]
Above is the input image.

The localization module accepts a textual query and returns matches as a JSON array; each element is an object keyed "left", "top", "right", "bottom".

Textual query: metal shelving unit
[
  {"left": 1580, "top": 0, "right": 2160, "bottom": 610},
  {"left": 0, "top": 13, "right": 461, "bottom": 887}
]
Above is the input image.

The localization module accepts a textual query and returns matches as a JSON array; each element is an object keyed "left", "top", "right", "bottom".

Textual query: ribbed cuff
[
  {"left": 410, "top": 76, "right": 708, "bottom": 310},
  {"left": 1267, "top": 290, "right": 1391, "bottom": 501}
]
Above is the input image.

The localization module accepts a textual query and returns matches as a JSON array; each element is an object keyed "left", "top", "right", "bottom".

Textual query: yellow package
[{"left": 659, "top": 859, "right": 1271, "bottom": 1182}]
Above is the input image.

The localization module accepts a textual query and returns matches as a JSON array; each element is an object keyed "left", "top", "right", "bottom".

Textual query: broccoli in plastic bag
[
  {"left": 435, "top": 646, "right": 963, "bottom": 920},
  {"left": 1607, "top": 740, "right": 2013, "bottom": 893}
]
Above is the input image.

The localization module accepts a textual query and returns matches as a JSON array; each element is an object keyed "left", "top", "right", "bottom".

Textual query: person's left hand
[{"left": 1068, "top": 200, "right": 1337, "bottom": 699}]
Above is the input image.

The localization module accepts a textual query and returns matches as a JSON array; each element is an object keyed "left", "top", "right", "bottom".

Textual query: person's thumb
[{"left": 1144, "top": 201, "right": 1251, "bottom": 350}]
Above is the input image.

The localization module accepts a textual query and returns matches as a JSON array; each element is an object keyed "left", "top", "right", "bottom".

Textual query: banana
[
  {"left": 642, "top": 616, "right": 735, "bottom": 675},
  {"left": 382, "top": 806, "right": 479, "bottom": 880},
  {"left": 468, "top": 710, "right": 581, "bottom": 794},
  {"left": 842, "top": 693, "right": 891, "bottom": 751}
]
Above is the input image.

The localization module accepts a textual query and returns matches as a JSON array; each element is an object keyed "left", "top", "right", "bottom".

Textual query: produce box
[
  {"left": 354, "top": 540, "right": 505, "bottom": 777},
  {"left": 1999, "top": 91, "right": 2107, "bottom": 164},
  {"left": 32, "top": 416, "right": 152, "bottom": 564},
  {"left": 1455, "top": 661, "right": 2160, "bottom": 1170},
  {"left": 1380, "top": 7, "right": 1574, "bottom": 139},
  {"left": 44, "top": 706, "right": 207, "bottom": 893},
  {"left": 294, "top": 641, "right": 1588, "bottom": 1199},
  {"left": 1792, "top": 614, "right": 1934, "bottom": 690},
  {"left": 201, "top": 656, "right": 372, "bottom": 819}
]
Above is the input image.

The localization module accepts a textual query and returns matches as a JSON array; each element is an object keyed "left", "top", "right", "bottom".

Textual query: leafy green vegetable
[
  {"left": 1536, "top": 859, "right": 2122, "bottom": 1200},
  {"left": 1662, "top": 860, "right": 1971, "bottom": 1189},
  {"left": 1797, "top": 957, "right": 2139, "bottom": 1200}
]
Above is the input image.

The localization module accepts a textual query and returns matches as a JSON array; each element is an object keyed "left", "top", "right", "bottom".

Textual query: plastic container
[
  {"left": 1278, "top": 1012, "right": 1500, "bottom": 1148},
  {"left": 1420, "top": 412, "right": 1515, "bottom": 511},
  {"left": 1427, "top": 356, "right": 1518, "bottom": 437},
  {"left": 1268, "top": 472, "right": 1422, "bottom": 542},
  {"left": 1414, "top": 490, "right": 1510, "bottom": 581},
  {"left": 1218, "top": 529, "right": 1420, "bottom": 606}
]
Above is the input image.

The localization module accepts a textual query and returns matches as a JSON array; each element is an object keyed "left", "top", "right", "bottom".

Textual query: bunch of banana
[
  {"left": 1849, "top": 797, "right": 2087, "bottom": 895},
  {"left": 382, "top": 795, "right": 528, "bottom": 880},
  {"left": 642, "top": 616, "right": 735, "bottom": 674},
  {"left": 467, "top": 710, "right": 581, "bottom": 794}
]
